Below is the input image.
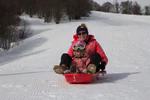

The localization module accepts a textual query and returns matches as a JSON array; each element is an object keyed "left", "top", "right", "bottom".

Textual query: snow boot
[
  {"left": 53, "top": 64, "right": 69, "bottom": 74},
  {"left": 87, "top": 64, "right": 96, "bottom": 74},
  {"left": 80, "top": 69, "right": 87, "bottom": 74},
  {"left": 70, "top": 65, "right": 77, "bottom": 73}
]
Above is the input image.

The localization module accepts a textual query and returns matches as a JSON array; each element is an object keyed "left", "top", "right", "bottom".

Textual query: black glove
[{"left": 100, "top": 62, "right": 106, "bottom": 71}]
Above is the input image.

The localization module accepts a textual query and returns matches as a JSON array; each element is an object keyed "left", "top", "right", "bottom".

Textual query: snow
[{"left": 0, "top": 11, "right": 150, "bottom": 100}]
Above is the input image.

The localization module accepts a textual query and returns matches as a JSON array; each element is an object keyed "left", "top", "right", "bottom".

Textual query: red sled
[{"left": 63, "top": 71, "right": 106, "bottom": 84}]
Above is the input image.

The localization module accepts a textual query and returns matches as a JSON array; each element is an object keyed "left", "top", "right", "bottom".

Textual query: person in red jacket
[
  {"left": 53, "top": 23, "right": 108, "bottom": 74},
  {"left": 70, "top": 40, "right": 90, "bottom": 73}
]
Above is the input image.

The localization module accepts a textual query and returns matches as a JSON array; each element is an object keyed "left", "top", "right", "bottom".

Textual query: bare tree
[
  {"left": 145, "top": 5, "right": 150, "bottom": 15},
  {"left": 132, "top": 2, "right": 141, "bottom": 15},
  {"left": 101, "top": 2, "right": 113, "bottom": 12},
  {"left": 65, "top": 0, "right": 75, "bottom": 21},
  {"left": 42, "top": 0, "right": 53, "bottom": 23},
  {"left": 65, "top": 0, "right": 92, "bottom": 20},
  {"left": 92, "top": 1, "right": 101, "bottom": 11},
  {"left": 19, "top": 19, "right": 31, "bottom": 39},
  {"left": 120, "top": 1, "right": 133, "bottom": 14},
  {"left": 52, "top": 0, "right": 65, "bottom": 24},
  {"left": 114, "top": 0, "right": 120, "bottom": 13},
  {"left": 0, "top": 0, "right": 21, "bottom": 50}
]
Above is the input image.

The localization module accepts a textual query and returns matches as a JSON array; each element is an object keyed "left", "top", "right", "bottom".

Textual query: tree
[
  {"left": 145, "top": 5, "right": 150, "bottom": 15},
  {"left": 0, "top": 0, "right": 21, "bottom": 49},
  {"left": 101, "top": 2, "right": 113, "bottom": 12},
  {"left": 114, "top": 0, "right": 120, "bottom": 13},
  {"left": 53, "top": 0, "right": 66, "bottom": 24},
  {"left": 132, "top": 2, "right": 141, "bottom": 15},
  {"left": 19, "top": 19, "right": 31, "bottom": 39},
  {"left": 92, "top": 1, "right": 101, "bottom": 11},
  {"left": 65, "top": 0, "right": 92, "bottom": 20},
  {"left": 120, "top": 1, "right": 133, "bottom": 14},
  {"left": 40, "top": 0, "right": 53, "bottom": 23}
]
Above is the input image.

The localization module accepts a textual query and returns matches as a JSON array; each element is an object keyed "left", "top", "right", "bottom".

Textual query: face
[
  {"left": 74, "top": 50, "right": 85, "bottom": 58},
  {"left": 78, "top": 32, "right": 88, "bottom": 41}
]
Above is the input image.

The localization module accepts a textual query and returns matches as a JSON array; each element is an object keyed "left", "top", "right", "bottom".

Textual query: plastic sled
[{"left": 63, "top": 71, "right": 106, "bottom": 84}]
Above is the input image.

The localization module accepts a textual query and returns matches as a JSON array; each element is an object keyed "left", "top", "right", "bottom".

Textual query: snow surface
[{"left": 0, "top": 11, "right": 150, "bottom": 100}]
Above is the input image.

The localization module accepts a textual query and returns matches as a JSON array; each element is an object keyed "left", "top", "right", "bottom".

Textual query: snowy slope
[{"left": 0, "top": 11, "right": 150, "bottom": 100}]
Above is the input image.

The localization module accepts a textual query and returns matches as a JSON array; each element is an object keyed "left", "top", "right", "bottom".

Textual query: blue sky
[{"left": 94, "top": 0, "right": 150, "bottom": 7}]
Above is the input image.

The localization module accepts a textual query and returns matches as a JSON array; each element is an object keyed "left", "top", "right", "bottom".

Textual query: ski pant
[
  {"left": 60, "top": 53, "right": 104, "bottom": 71},
  {"left": 60, "top": 53, "right": 72, "bottom": 68},
  {"left": 89, "top": 52, "right": 101, "bottom": 72}
]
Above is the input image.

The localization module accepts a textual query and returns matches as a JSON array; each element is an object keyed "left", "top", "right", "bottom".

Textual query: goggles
[{"left": 72, "top": 43, "right": 85, "bottom": 51}]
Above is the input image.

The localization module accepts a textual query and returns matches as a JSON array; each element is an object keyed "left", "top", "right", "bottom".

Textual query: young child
[
  {"left": 70, "top": 40, "right": 90, "bottom": 73},
  {"left": 69, "top": 40, "right": 97, "bottom": 74}
]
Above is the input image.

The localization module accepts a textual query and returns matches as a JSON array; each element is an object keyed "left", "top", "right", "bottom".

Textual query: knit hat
[{"left": 76, "top": 23, "right": 88, "bottom": 35}]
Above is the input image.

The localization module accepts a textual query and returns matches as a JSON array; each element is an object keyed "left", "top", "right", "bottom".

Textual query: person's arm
[
  {"left": 95, "top": 41, "right": 108, "bottom": 66},
  {"left": 67, "top": 45, "right": 74, "bottom": 57}
]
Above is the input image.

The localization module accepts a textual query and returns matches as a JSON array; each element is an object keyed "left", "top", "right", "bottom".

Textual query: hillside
[{"left": 0, "top": 11, "right": 150, "bottom": 100}]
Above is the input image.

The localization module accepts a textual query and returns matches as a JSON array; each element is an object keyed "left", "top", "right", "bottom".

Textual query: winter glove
[
  {"left": 87, "top": 64, "right": 96, "bottom": 74},
  {"left": 100, "top": 62, "right": 106, "bottom": 71}
]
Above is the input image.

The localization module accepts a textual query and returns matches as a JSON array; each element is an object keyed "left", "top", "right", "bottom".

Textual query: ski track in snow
[{"left": 0, "top": 11, "right": 150, "bottom": 100}]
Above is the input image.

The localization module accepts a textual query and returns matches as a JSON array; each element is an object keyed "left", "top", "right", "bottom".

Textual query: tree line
[
  {"left": 0, "top": 0, "right": 150, "bottom": 50},
  {"left": 0, "top": 0, "right": 21, "bottom": 50},
  {"left": 0, "top": 0, "right": 93, "bottom": 50},
  {"left": 92, "top": 0, "right": 150, "bottom": 15},
  {"left": 18, "top": 0, "right": 92, "bottom": 23}
]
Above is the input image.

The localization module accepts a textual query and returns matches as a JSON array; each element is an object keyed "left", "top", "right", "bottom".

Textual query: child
[
  {"left": 66, "top": 40, "right": 96, "bottom": 74},
  {"left": 70, "top": 40, "right": 90, "bottom": 73}
]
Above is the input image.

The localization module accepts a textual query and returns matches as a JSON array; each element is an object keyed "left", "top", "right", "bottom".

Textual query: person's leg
[
  {"left": 60, "top": 53, "right": 72, "bottom": 68},
  {"left": 90, "top": 53, "right": 106, "bottom": 72},
  {"left": 87, "top": 53, "right": 102, "bottom": 73},
  {"left": 54, "top": 53, "right": 72, "bottom": 74},
  {"left": 90, "top": 53, "right": 101, "bottom": 67}
]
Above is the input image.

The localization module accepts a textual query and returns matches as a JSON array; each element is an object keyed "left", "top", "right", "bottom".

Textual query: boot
[
  {"left": 53, "top": 64, "right": 69, "bottom": 74},
  {"left": 87, "top": 64, "right": 96, "bottom": 74},
  {"left": 81, "top": 69, "right": 87, "bottom": 74},
  {"left": 70, "top": 65, "right": 77, "bottom": 73}
]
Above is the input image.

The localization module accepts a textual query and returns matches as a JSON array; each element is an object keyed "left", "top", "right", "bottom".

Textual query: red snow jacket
[
  {"left": 68, "top": 34, "right": 108, "bottom": 65},
  {"left": 71, "top": 57, "right": 90, "bottom": 72}
]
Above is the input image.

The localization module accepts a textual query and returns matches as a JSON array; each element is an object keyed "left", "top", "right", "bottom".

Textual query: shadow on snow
[
  {"left": 92, "top": 72, "right": 140, "bottom": 84},
  {"left": 0, "top": 70, "right": 50, "bottom": 77}
]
